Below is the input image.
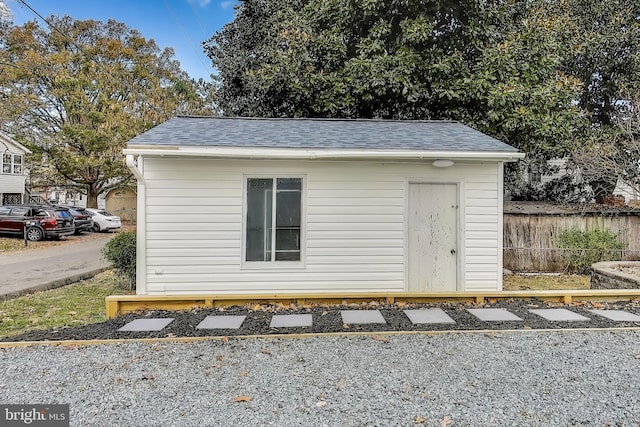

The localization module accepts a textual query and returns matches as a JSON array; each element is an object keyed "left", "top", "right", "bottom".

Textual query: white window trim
[
  {"left": 1, "top": 153, "right": 23, "bottom": 175},
  {"left": 241, "top": 174, "right": 306, "bottom": 270}
]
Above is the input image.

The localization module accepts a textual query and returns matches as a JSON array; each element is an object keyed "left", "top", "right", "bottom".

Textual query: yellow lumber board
[{"left": 105, "top": 290, "right": 640, "bottom": 319}]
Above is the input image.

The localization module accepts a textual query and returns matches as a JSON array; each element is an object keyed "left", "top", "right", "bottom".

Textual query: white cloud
[
  {"left": 220, "top": 1, "right": 234, "bottom": 10},
  {"left": 188, "top": 0, "right": 212, "bottom": 7}
]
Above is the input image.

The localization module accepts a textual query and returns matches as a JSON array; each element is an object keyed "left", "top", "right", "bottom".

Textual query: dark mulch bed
[{"left": 4, "top": 299, "right": 640, "bottom": 342}]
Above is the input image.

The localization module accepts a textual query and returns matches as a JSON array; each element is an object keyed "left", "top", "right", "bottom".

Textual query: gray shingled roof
[{"left": 127, "top": 116, "right": 519, "bottom": 153}]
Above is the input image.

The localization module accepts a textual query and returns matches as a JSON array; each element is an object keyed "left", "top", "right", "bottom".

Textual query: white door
[{"left": 408, "top": 183, "right": 458, "bottom": 291}]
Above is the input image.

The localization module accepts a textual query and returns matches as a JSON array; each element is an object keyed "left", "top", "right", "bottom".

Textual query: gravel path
[{"left": 2, "top": 330, "right": 640, "bottom": 426}]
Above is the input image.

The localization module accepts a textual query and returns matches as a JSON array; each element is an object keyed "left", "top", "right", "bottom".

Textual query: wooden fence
[{"left": 503, "top": 204, "right": 640, "bottom": 272}]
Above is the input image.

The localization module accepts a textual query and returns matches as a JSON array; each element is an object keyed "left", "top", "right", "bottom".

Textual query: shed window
[
  {"left": 2, "top": 153, "right": 23, "bottom": 174},
  {"left": 246, "top": 177, "right": 302, "bottom": 262}
]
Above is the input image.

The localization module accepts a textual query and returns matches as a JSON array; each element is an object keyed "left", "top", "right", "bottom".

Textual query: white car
[{"left": 85, "top": 208, "right": 122, "bottom": 232}]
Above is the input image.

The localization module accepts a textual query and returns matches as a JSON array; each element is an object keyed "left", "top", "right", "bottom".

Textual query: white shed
[
  {"left": 124, "top": 117, "right": 524, "bottom": 295},
  {"left": 0, "top": 132, "right": 31, "bottom": 205}
]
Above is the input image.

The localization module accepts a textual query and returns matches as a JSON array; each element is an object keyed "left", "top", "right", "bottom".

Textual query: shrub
[
  {"left": 556, "top": 228, "right": 626, "bottom": 273},
  {"left": 102, "top": 231, "right": 136, "bottom": 290}
]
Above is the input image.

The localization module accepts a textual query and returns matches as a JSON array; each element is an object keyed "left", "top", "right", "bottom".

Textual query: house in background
[
  {"left": 0, "top": 131, "right": 31, "bottom": 205},
  {"left": 104, "top": 187, "right": 136, "bottom": 223},
  {"left": 523, "top": 157, "right": 640, "bottom": 203},
  {"left": 124, "top": 117, "right": 524, "bottom": 296}
]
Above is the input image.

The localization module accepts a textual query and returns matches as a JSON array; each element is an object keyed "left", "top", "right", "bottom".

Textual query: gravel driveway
[{"left": 2, "top": 330, "right": 640, "bottom": 426}]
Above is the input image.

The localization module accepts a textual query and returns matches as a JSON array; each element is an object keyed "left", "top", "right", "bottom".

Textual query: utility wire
[
  {"left": 16, "top": 0, "right": 170, "bottom": 120},
  {"left": 163, "top": 0, "right": 213, "bottom": 80},
  {"left": 187, "top": 0, "right": 212, "bottom": 43}
]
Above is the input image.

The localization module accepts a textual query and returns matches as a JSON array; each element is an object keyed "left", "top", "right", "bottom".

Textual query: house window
[
  {"left": 2, "top": 153, "right": 23, "bottom": 174},
  {"left": 245, "top": 177, "right": 302, "bottom": 262},
  {"left": 528, "top": 167, "right": 541, "bottom": 184}
]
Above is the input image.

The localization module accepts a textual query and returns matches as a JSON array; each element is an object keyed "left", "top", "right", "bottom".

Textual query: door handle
[{"left": 450, "top": 249, "right": 456, "bottom": 255}]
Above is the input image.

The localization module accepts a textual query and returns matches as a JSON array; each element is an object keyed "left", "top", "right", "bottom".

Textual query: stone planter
[{"left": 591, "top": 262, "right": 640, "bottom": 289}]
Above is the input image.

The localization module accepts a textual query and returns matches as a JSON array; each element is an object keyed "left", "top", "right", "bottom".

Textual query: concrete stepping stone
[
  {"left": 588, "top": 310, "right": 640, "bottom": 322},
  {"left": 404, "top": 308, "right": 455, "bottom": 324},
  {"left": 340, "top": 310, "right": 386, "bottom": 325},
  {"left": 118, "top": 318, "right": 174, "bottom": 332},
  {"left": 529, "top": 309, "right": 590, "bottom": 322},
  {"left": 467, "top": 308, "right": 523, "bottom": 322},
  {"left": 270, "top": 314, "right": 313, "bottom": 328},
  {"left": 196, "top": 315, "right": 246, "bottom": 330}
]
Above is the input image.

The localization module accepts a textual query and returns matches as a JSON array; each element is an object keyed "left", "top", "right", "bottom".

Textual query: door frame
[{"left": 404, "top": 179, "right": 465, "bottom": 292}]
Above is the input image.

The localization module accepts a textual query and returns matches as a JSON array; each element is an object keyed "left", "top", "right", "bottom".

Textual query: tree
[
  {"left": 571, "top": 94, "right": 640, "bottom": 202},
  {"left": 562, "top": 0, "right": 640, "bottom": 200},
  {"left": 0, "top": 17, "right": 215, "bottom": 207},
  {"left": 204, "top": 0, "right": 584, "bottom": 193},
  {"left": 0, "top": 0, "right": 11, "bottom": 24}
]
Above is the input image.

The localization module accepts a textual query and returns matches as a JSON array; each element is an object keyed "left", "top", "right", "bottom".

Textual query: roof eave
[
  {"left": 0, "top": 132, "right": 32, "bottom": 154},
  {"left": 123, "top": 146, "right": 525, "bottom": 162}
]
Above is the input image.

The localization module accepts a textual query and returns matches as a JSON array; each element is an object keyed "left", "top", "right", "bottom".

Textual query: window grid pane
[
  {"left": 2, "top": 154, "right": 10, "bottom": 174},
  {"left": 275, "top": 178, "right": 301, "bottom": 261},
  {"left": 13, "top": 155, "right": 22, "bottom": 174},
  {"left": 246, "top": 178, "right": 273, "bottom": 261}
]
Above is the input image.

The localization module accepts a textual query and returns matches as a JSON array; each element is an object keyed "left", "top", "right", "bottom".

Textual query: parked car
[
  {"left": 85, "top": 208, "right": 121, "bottom": 232},
  {"left": 61, "top": 206, "right": 94, "bottom": 234},
  {"left": 0, "top": 204, "right": 75, "bottom": 241}
]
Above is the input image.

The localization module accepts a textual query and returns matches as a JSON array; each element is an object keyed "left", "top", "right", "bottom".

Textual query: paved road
[{"left": 0, "top": 234, "right": 112, "bottom": 300}]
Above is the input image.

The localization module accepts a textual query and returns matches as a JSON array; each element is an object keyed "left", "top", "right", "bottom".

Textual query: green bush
[
  {"left": 556, "top": 228, "right": 626, "bottom": 273},
  {"left": 102, "top": 231, "right": 136, "bottom": 290}
]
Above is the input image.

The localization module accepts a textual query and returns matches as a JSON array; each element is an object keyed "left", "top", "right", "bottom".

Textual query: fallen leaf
[
  {"left": 373, "top": 335, "right": 389, "bottom": 343},
  {"left": 419, "top": 392, "right": 428, "bottom": 399},
  {"left": 415, "top": 416, "right": 426, "bottom": 424},
  {"left": 315, "top": 401, "right": 327, "bottom": 408},
  {"left": 239, "top": 371, "right": 249, "bottom": 377},
  {"left": 233, "top": 395, "right": 252, "bottom": 402},
  {"left": 67, "top": 311, "right": 77, "bottom": 316},
  {"left": 396, "top": 301, "right": 406, "bottom": 308},
  {"left": 166, "top": 333, "right": 175, "bottom": 338},
  {"left": 592, "top": 302, "right": 603, "bottom": 309},
  {"left": 261, "top": 348, "right": 272, "bottom": 355},
  {"left": 221, "top": 336, "right": 229, "bottom": 343},
  {"left": 572, "top": 301, "right": 585, "bottom": 307},
  {"left": 440, "top": 415, "right": 452, "bottom": 426},
  {"left": 141, "top": 374, "right": 155, "bottom": 381},
  {"left": 336, "top": 378, "right": 346, "bottom": 391},
  {"left": 343, "top": 324, "right": 350, "bottom": 329},
  {"left": 252, "top": 304, "right": 261, "bottom": 311}
]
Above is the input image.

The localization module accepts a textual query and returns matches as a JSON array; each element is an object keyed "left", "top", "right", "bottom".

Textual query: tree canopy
[
  {"left": 0, "top": 16, "right": 215, "bottom": 207},
  {"left": 204, "top": 0, "right": 639, "bottom": 199}
]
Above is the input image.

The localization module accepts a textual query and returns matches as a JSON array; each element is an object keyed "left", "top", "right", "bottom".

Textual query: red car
[{"left": 0, "top": 204, "right": 75, "bottom": 241}]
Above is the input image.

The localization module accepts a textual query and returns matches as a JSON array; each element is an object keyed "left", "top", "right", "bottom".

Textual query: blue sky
[{"left": 6, "top": 0, "right": 237, "bottom": 81}]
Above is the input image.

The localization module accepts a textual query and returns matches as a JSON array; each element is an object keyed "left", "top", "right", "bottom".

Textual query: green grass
[
  {"left": 503, "top": 274, "right": 590, "bottom": 291},
  {"left": 0, "top": 271, "right": 132, "bottom": 339}
]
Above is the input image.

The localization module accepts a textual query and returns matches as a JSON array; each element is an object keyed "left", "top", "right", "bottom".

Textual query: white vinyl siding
[
  {"left": 0, "top": 173, "right": 27, "bottom": 195},
  {"left": 140, "top": 158, "right": 501, "bottom": 294},
  {"left": 464, "top": 172, "right": 501, "bottom": 290}
]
